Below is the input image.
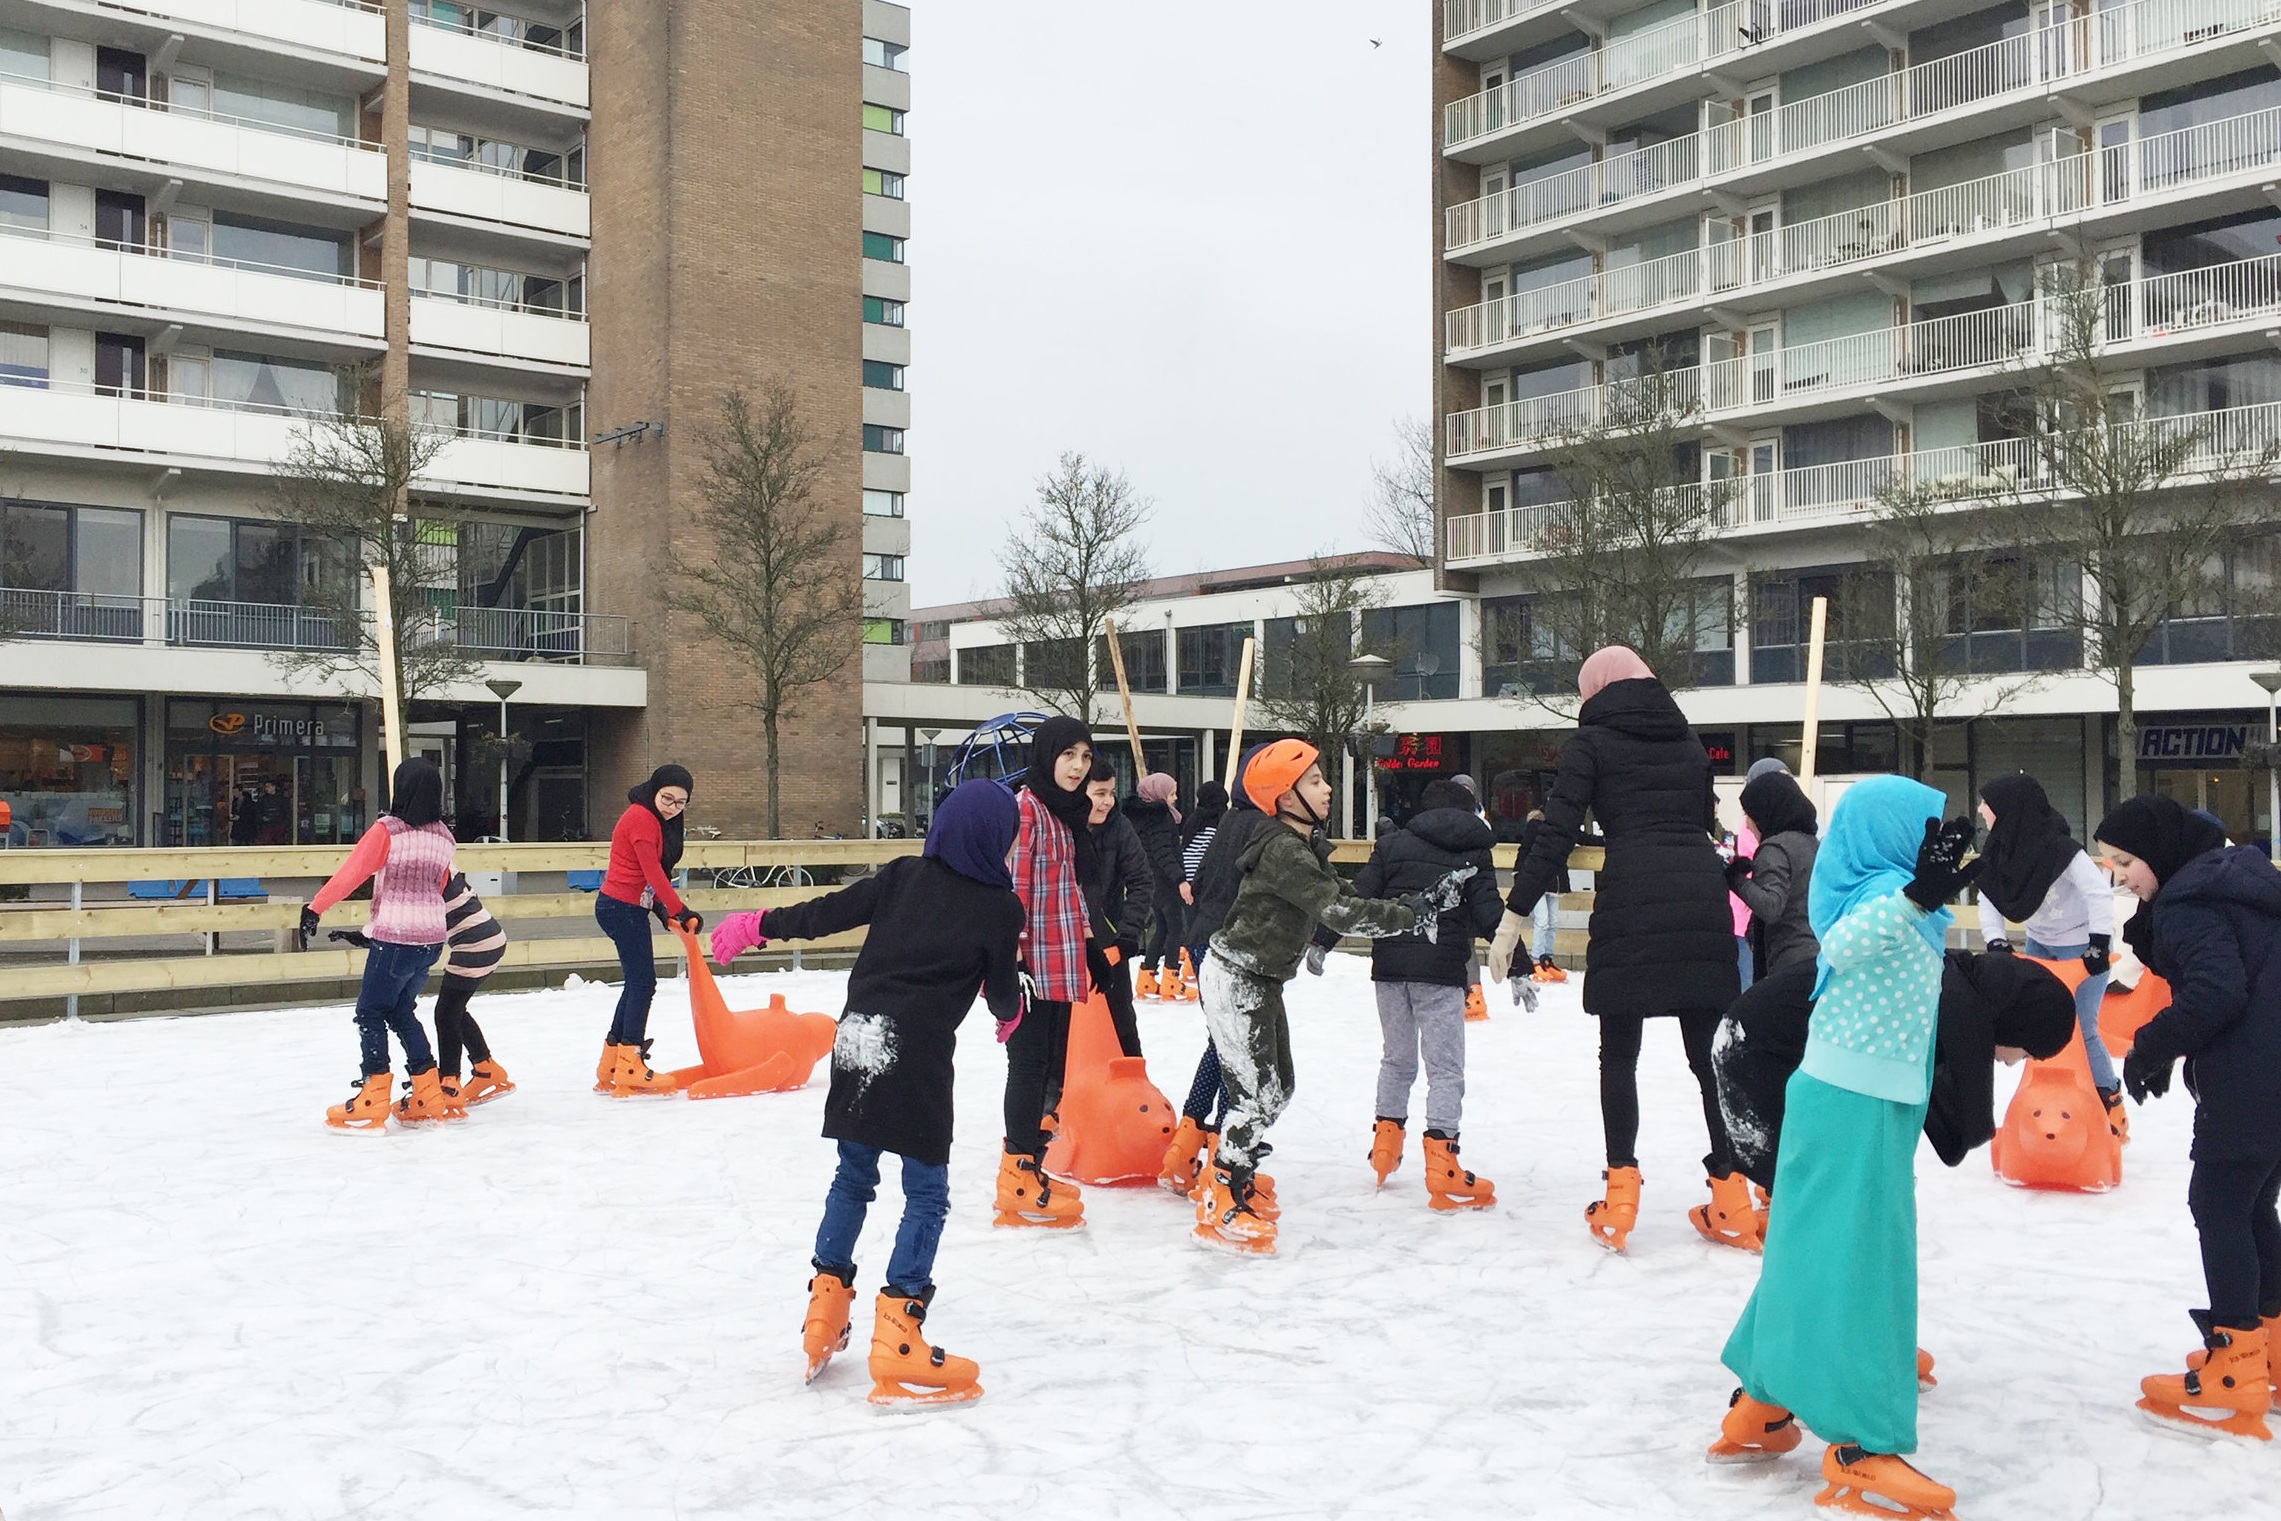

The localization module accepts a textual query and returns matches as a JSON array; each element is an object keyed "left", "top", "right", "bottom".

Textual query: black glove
[
  {"left": 327, "top": 928, "right": 373, "bottom": 950},
  {"left": 672, "top": 909, "right": 704, "bottom": 935},
  {"left": 1985, "top": 937, "right": 2013, "bottom": 954},
  {"left": 1724, "top": 856, "right": 1755, "bottom": 891},
  {"left": 649, "top": 898, "right": 671, "bottom": 930},
  {"left": 1904, "top": 817, "right": 1982, "bottom": 911},
  {"left": 297, "top": 905, "right": 321, "bottom": 951},
  {"left": 2123, "top": 1043, "right": 2175, "bottom": 1104},
  {"left": 2083, "top": 934, "right": 2111, "bottom": 976}
]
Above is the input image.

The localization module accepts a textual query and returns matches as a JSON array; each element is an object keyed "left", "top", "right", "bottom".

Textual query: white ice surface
[{"left": 1, "top": 955, "right": 2268, "bottom": 1519}]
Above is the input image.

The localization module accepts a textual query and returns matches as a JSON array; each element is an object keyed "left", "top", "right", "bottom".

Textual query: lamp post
[
  {"left": 1349, "top": 653, "right": 1394, "bottom": 840},
  {"left": 2253, "top": 670, "right": 2281, "bottom": 864},
  {"left": 485, "top": 678, "right": 522, "bottom": 843}
]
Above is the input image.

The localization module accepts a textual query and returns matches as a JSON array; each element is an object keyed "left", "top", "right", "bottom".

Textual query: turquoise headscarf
[{"left": 1807, "top": 774, "right": 1953, "bottom": 995}]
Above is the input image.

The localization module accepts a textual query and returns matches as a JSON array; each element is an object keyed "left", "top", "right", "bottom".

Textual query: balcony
[
  {"left": 0, "top": 225, "right": 383, "bottom": 343},
  {"left": 1444, "top": 400, "right": 2281, "bottom": 567},
  {"left": 1445, "top": 102, "right": 2281, "bottom": 362},
  {"left": 1446, "top": 250, "right": 2281, "bottom": 464},
  {"left": 410, "top": 292, "right": 589, "bottom": 369},
  {"left": 428, "top": 432, "right": 589, "bottom": 500},
  {"left": 409, "top": 11, "right": 588, "bottom": 111},
  {"left": 98, "top": 0, "right": 387, "bottom": 63},
  {"left": 410, "top": 158, "right": 589, "bottom": 241},
  {"left": 1440, "top": 0, "right": 1568, "bottom": 56},
  {"left": 0, "top": 72, "right": 383, "bottom": 207},
  {"left": 1443, "top": 0, "right": 2281, "bottom": 259},
  {"left": 0, "top": 589, "right": 632, "bottom": 666}
]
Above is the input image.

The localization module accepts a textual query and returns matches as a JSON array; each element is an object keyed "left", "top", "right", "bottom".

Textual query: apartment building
[
  {"left": 0, "top": 0, "right": 901, "bottom": 848},
  {"left": 1433, "top": 0, "right": 2281, "bottom": 841}
]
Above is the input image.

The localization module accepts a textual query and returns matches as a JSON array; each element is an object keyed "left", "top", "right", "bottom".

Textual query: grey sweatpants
[
  {"left": 1375, "top": 981, "right": 1468, "bottom": 1135},
  {"left": 1200, "top": 956, "right": 1292, "bottom": 1176}
]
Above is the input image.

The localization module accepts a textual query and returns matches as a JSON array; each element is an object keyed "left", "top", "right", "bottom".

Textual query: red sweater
[{"left": 600, "top": 804, "right": 686, "bottom": 916}]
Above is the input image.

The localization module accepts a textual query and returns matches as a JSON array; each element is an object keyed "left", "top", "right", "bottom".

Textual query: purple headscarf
[{"left": 924, "top": 779, "right": 1021, "bottom": 891}]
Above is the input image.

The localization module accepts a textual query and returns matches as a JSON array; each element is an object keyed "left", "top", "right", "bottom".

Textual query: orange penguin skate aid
[
  {"left": 1990, "top": 957, "right": 2121, "bottom": 1191},
  {"left": 1041, "top": 988, "right": 1176, "bottom": 1186}
]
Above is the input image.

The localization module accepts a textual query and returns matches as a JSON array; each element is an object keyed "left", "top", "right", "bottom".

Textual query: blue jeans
[
  {"left": 813, "top": 1140, "right": 951, "bottom": 1296},
  {"left": 1736, "top": 934, "right": 1755, "bottom": 993},
  {"left": 2023, "top": 938, "right": 2118, "bottom": 1092},
  {"left": 596, "top": 892, "right": 658, "bottom": 1044},
  {"left": 355, "top": 939, "right": 439, "bottom": 1076},
  {"left": 1531, "top": 895, "right": 1557, "bottom": 959}
]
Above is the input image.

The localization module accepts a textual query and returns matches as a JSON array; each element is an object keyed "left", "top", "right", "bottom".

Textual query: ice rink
[{"left": 1, "top": 953, "right": 2265, "bottom": 1519}]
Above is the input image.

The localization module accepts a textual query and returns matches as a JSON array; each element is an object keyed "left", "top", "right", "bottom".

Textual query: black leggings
[
  {"left": 432, "top": 974, "right": 492, "bottom": 1077},
  {"left": 1141, "top": 899, "right": 1186, "bottom": 971},
  {"left": 1002, "top": 998, "right": 1073, "bottom": 1156},
  {"left": 2189, "top": 1155, "right": 2281, "bottom": 1330},
  {"left": 1597, "top": 1010, "right": 1735, "bottom": 1176}
]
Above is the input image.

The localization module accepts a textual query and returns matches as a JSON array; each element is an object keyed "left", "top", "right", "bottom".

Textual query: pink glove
[{"left": 710, "top": 911, "right": 767, "bottom": 965}]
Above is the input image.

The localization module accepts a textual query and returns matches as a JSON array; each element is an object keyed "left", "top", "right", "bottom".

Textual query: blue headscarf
[
  {"left": 924, "top": 779, "right": 1021, "bottom": 891},
  {"left": 1807, "top": 775, "right": 1953, "bottom": 995}
]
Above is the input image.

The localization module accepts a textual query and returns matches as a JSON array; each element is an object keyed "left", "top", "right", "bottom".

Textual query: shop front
[
  {"left": 2139, "top": 716, "right": 2267, "bottom": 847},
  {"left": 164, "top": 699, "right": 366, "bottom": 847},
  {"left": 0, "top": 693, "right": 140, "bottom": 847}
]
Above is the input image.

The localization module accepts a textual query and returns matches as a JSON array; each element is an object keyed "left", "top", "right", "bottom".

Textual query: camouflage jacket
[{"left": 1210, "top": 822, "right": 1418, "bottom": 980}]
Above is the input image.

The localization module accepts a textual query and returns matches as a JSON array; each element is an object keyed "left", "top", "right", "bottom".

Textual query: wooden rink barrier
[{"left": 0, "top": 838, "right": 1610, "bottom": 1016}]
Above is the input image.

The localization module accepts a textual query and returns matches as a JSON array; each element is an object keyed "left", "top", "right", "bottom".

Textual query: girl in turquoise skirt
[{"left": 1706, "top": 776, "right": 1982, "bottom": 1521}]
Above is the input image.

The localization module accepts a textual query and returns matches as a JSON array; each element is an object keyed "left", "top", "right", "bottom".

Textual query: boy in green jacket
[{"left": 1195, "top": 739, "right": 1470, "bottom": 1255}]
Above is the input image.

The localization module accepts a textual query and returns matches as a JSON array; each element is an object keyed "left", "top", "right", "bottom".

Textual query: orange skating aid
[
  {"left": 1690, "top": 1171, "right": 1763, "bottom": 1251},
  {"left": 1463, "top": 984, "right": 1488, "bottom": 1022},
  {"left": 460, "top": 1059, "right": 515, "bottom": 1106},
  {"left": 1369, "top": 1119, "right": 1405, "bottom": 1188},
  {"left": 661, "top": 929, "right": 835, "bottom": 1098},
  {"left": 2140, "top": 1322, "right": 2273, "bottom": 1441},
  {"left": 1814, "top": 1445, "right": 1957, "bottom": 1519},
  {"left": 1192, "top": 1168, "right": 1276, "bottom": 1255},
  {"left": 325, "top": 1073, "right": 392, "bottom": 1134},
  {"left": 609, "top": 1040, "right": 679, "bottom": 1097},
  {"left": 867, "top": 1290, "right": 982, "bottom": 1409},
  {"left": 1041, "top": 990, "right": 1177, "bottom": 1186},
  {"left": 1176, "top": 948, "right": 1201, "bottom": 1001},
  {"left": 1991, "top": 957, "right": 2121, "bottom": 1191},
  {"left": 2099, "top": 971, "right": 2170, "bottom": 1058},
  {"left": 1918, "top": 1348, "right": 1937, "bottom": 1391},
  {"left": 1160, "top": 1117, "right": 1210, "bottom": 1194},
  {"left": 395, "top": 1068, "right": 451, "bottom": 1125},
  {"left": 993, "top": 1151, "right": 1083, "bottom": 1229},
  {"left": 1422, "top": 1134, "right": 1494, "bottom": 1211},
  {"left": 802, "top": 1269, "right": 856, "bottom": 1384},
  {"left": 1707, "top": 1389, "right": 1801, "bottom": 1463},
  {"left": 1135, "top": 966, "right": 1162, "bottom": 1001},
  {"left": 1586, "top": 1165, "right": 1642, "bottom": 1252}
]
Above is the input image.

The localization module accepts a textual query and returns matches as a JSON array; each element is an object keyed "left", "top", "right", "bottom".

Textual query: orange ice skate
[
  {"left": 1135, "top": 967, "right": 1162, "bottom": 1001},
  {"left": 608, "top": 1039, "right": 679, "bottom": 1098},
  {"left": 1690, "top": 1171, "right": 1763, "bottom": 1251},
  {"left": 325, "top": 1072, "right": 392, "bottom": 1134},
  {"left": 460, "top": 1059, "right": 515, "bottom": 1106},
  {"left": 434, "top": 1072, "right": 469, "bottom": 1122},
  {"left": 1368, "top": 1118, "right": 1404, "bottom": 1188},
  {"left": 803, "top": 1268, "right": 857, "bottom": 1384},
  {"left": 1918, "top": 1348, "right": 1937, "bottom": 1391},
  {"left": 1531, "top": 953, "right": 1567, "bottom": 983},
  {"left": 867, "top": 1290, "right": 982, "bottom": 1408},
  {"left": 1422, "top": 1133, "right": 1494, "bottom": 1211},
  {"left": 594, "top": 1042, "right": 622, "bottom": 1093},
  {"left": 395, "top": 1068, "right": 451, "bottom": 1125},
  {"left": 993, "top": 1151, "right": 1083, "bottom": 1229},
  {"left": 2187, "top": 1314, "right": 2281, "bottom": 1400},
  {"left": 1814, "top": 1445, "right": 1957, "bottom": 1519},
  {"left": 1192, "top": 1167, "right": 1276, "bottom": 1255},
  {"left": 1159, "top": 1116, "right": 1210, "bottom": 1194},
  {"left": 1176, "top": 948, "right": 1201, "bottom": 1001},
  {"left": 1463, "top": 984, "right": 1488, "bottom": 1022},
  {"left": 1706, "top": 1389, "right": 1801, "bottom": 1463},
  {"left": 1586, "top": 1165, "right": 1641, "bottom": 1251},
  {"left": 2141, "top": 1321, "right": 2272, "bottom": 1441}
]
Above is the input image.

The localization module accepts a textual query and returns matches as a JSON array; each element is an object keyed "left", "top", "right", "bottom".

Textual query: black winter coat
[
  {"left": 1185, "top": 806, "right": 1266, "bottom": 955},
  {"left": 1734, "top": 830, "right": 1820, "bottom": 975},
  {"left": 2135, "top": 844, "right": 2281, "bottom": 1161},
  {"left": 1314, "top": 807, "right": 1505, "bottom": 985},
  {"left": 1505, "top": 677, "right": 1739, "bottom": 1019},
  {"left": 760, "top": 855, "right": 1021, "bottom": 1166},
  {"left": 1081, "top": 812, "right": 1154, "bottom": 954},
  {"left": 1515, "top": 816, "right": 1572, "bottom": 896},
  {"left": 1121, "top": 795, "right": 1184, "bottom": 898}
]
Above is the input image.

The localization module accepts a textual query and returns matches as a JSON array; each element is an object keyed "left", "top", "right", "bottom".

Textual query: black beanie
[{"left": 1960, "top": 951, "right": 2077, "bottom": 1060}]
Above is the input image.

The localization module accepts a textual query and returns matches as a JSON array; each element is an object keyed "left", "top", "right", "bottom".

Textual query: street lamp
[
  {"left": 485, "top": 678, "right": 522, "bottom": 843},
  {"left": 1349, "top": 653, "right": 1394, "bottom": 840},
  {"left": 2253, "top": 669, "right": 2281, "bottom": 864}
]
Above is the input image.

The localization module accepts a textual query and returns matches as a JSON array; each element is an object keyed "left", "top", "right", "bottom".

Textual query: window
[
  {"left": 862, "top": 490, "right": 905, "bottom": 517},
  {"left": 212, "top": 350, "right": 342, "bottom": 415},
  {"left": 410, "top": 256, "right": 582, "bottom": 315},
  {"left": 864, "top": 295, "right": 906, "bottom": 326},
  {"left": 864, "top": 617, "right": 907, "bottom": 645},
  {"left": 0, "top": 321, "right": 48, "bottom": 387},
  {"left": 1359, "top": 603, "right": 1462, "bottom": 700},
  {"left": 863, "top": 424, "right": 904, "bottom": 454},
  {"left": 213, "top": 72, "right": 352, "bottom": 140},
  {"left": 958, "top": 644, "right": 1016, "bottom": 685},
  {"left": 1095, "top": 627, "right": 1168, "bottom": 693},
  {"left": 1752, "top": 567, "right": 1895, "bottom": 683},
  {"left": 1, "top": 502, "right": 141, "bottom": 605},
  {"left": 213, "top": 212, "right": 347, "bottom": 281},
  {"left": 863, "top": 168, "right": 907, "bottom": 199},
  {"left": 0, "top": 173, "right": 47, "bottom": 234},
  {"left": 0, "top": 26, "right": 49, "bottom": 81},
  {"left": 1176, "top": 622, "right": 1253, "bottom": 697},
  {"left": 862, "top": 360, "right": 905, "bottom": 391},
  {"left": 863, "top": 553, "right": 906, "bottom": 582},
  {"left": 165, "top": 514, "right": 340, "bottom": 608},
  {"left": 862, "top": 231, "right": 906, "bottom": 263},
  {"left": 862, "top": 103, "right": 906, "bottom": 135},
  {"left": 412, "top": 124, "right": 584, "bottom": 188},
  {"left": 863, "top": 37, "right": 908, "bottom": 70},
  {"left": 408, "top": 391, "right": 582, "bottom": 447},
  {"left": 1481, "top": 595, "right": 1576, "bottom": 697}
]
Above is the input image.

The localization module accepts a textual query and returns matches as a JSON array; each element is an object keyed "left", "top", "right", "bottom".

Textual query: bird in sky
[{"left": 1369, "top": 38, "right": 1382, "bottom": 47}]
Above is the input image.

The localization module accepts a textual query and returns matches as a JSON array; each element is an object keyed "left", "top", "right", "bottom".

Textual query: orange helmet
[{"left": 1243, "top": 738, "right": 1321, "bottom": 814}]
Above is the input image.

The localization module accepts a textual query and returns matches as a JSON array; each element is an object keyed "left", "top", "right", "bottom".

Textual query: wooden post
[
  {"left": 1798, "top": 595, "right": 1829, "bottom": 785},
  {"left": 1102, "top": 617, "right": 1147, "bottom": 773},
  {"left": 370, "top": 563, "right": 404, "bottom": 779},
  {"left": 1222, "top": 636, "right": 1256, "bottom": 794}
]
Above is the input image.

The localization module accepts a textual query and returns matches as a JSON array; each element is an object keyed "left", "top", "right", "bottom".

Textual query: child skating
[
  {"left": 328, "top": 870, "right": 513, "bottom": 1115},
  {"left": 1707, "top": 777, "right": 1981, "bottom": 1519},
  {"left": 1194, "top": 739, "right": 1466, "bottom": 1254},
  {"left": 709, "top": 779, "right": 1022, "bottom": 1407},
  {"left": 2096, "top": 795, "right": 2281, "bottom": 1442}
]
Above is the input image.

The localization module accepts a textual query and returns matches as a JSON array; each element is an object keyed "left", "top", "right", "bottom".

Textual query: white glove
[
  {"left": 1485, "top": 908, "right": 1527, "bottom": 985},
  {"left": 1302, "top": 944, "right": 1327, "bottom": 976}
]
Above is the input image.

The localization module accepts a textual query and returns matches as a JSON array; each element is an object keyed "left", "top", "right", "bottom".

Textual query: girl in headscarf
[
  {"left": 594, "top": 764, "right": 701, "bottom": 1097},
  {"left": 1976, "top": 773, "right": 2126, "bottom": 1136},
  {"left": 1124, "top": 771, "right": 1187, "bottom": 998},
  {"left": 2097, "top": 795, "right": 2281, "bottom": 1441},
  {"left": 712, "top": 779, "right": 1021, "bottom": 1407},
  {"left": 1708, "top": 777, "right": 1982, "bottom": 1517}
]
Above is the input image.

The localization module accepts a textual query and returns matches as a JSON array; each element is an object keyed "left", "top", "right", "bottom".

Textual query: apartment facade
[
  {"left": 0, "top": 0, "right": 899, "bottom": 849},
  {"left": 1433, "top": 0, "right": 2281, "bottom": 843}
]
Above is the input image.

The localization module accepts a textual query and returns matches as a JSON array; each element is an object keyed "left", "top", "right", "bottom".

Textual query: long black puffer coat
[
  {"left": 1121, "top": 795, "right": 1184, "bottom": 903},
  {"left": 2135, "top": 844, "right": 2281, "bottom": 1161},
  {"left": 1504, "top": 676, "right": 1738, "bottom": 1019}
]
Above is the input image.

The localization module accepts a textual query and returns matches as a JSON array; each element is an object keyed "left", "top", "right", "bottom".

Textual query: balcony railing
[
  {"left": 411, "top": 4, "right": 584, "bottom": 59},
  {"left": 1448, "top": 249, "right": 2281, "bottom": 459},
  {"left": 1444, "top": 399, "right": 2281, "bottom": 563},
  {"left": 1442, "top": 0, "right": 1566, "bottom": 49},
  {"left": 0, "top": 64, "right": 363, "bottom": 148},
  {"left": 0, "top": 590, "right": 631, "bottom": 664}
]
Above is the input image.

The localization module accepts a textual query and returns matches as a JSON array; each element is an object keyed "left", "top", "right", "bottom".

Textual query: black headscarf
[
  {"left": 1184, "top": 779, "right": 1229, "bottom": 845},
  {"left": 2094, "top": 794, "right": 2229, "bottom": 961},
  {"left": 629, "top": 763, "right": 694, "bottom": 873},
  {"left": 1976, "top": 774, "right": 2081, "bottom": 922},
  {"left": 1739, "top": 769, "right": 1817, "bottom": 840},
  {"left": 387, "top": 758, "right": 445, "bottom": 829},
  {"left": 1954, "top": 949, "right": 2077, "bottom": 1059},
  {"left": 1023, "top": 715, "right": 1097, "bottom": 875}
]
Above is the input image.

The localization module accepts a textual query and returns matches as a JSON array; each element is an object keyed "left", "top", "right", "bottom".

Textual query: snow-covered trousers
[
  {"left": 1375, "top": 981, "right": 1467, "bottom": 1135},
  {"left": 1200, "top": 957, "right": 1292, "bottom": 1176}
]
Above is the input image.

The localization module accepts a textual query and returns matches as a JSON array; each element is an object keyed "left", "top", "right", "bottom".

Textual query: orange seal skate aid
[
  {"left": 1041, "top": 983, "right": 1176, "bottom": 1186},
  {"left": 661, "top": 928, "right": 836, "bottom": 1098},
  {"left": 1990, "top": 957, "right": 2121, "bottom": 1192},
  {"left": 2098, "top": 970, "right": 2170, "bottom": 1058}
]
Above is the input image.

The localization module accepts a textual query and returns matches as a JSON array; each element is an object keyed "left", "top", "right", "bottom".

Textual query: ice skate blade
[
  {"left": 991, "top": 1210, "right": 1085, "bottom": 1230},
  {"left": 1191, "top": 1222, "right": 1276, "bottom": 1256},
  {"left": 1706, "top": 1441, "right": 1795, "bottom": 1465},
  {"left": 2136, "top": 1396, "right": 2273, "bottom": 1442},
  {"left": 325, "top": 1122, "right": 389, "bottom": 1135},
  {"left": 867, "top": 1379, "right": 983, "bottom": 1410},
  {"left": 1813, "top": 1481, "right": 1958, "bottom": 1519},
  {"left": 463, "top": 1088, "right": 515, "bottom": 1107},
  {"left": 1588, "top": 1226, "right": 1630, "bottom": 1253},
  {"left": 1427, "top": 1194, "right": 1495, "bottom": 1211}
]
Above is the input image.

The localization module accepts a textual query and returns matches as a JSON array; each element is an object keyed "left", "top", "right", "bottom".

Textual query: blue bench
[
  {"left": 567, "top": 870, "right": 604, "bottom": 892},
  {"left": 128, "top": 879, "right": 265, "bottom": 901}
]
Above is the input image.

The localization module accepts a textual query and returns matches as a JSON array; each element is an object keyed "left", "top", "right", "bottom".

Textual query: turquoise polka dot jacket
[{"left": 1800, "top": 888, "right": 1948, "bottom": 1104}]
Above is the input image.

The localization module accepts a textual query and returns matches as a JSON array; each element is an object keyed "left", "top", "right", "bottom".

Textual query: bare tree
[
  {"left": 1252, "top": 555, "right": 1391, "bottom": 763},
  {"left": 1364, "top": 416, "right": 1436, "bottom": 565},
  {"left": 997, "top": 452, "right": 1154, "bottom": 722},
  {"left": 269, "top": 413, "right": 482, "bottom": 705},
  {"left": 667, "top": 384, "right": 863, "bottom": 837}
]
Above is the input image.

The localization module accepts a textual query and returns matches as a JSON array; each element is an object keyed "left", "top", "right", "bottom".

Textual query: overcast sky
[{"left": 903, "top": 1, "right": 1431, "bottom": 607}]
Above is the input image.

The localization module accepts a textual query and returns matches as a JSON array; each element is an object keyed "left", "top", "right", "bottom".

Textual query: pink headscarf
[
  {"left": 1577, "top": 645, "right": 1656, "bottom": 701},
  {"left": 1136, "top": 771, "right": 1181, "bottom": 823}
]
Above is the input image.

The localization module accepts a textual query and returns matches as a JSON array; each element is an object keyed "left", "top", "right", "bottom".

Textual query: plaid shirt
[{"left": 1013, "top": 789, "right": 1091, "bottom": 1001}]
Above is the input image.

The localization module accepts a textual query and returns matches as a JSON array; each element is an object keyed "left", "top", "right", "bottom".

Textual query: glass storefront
[
  {"left": 0, "top": 694, "right": 139, "bottom": 846},
  {"left": 164, "top": 699, "right": 364, "bottom": 846}
]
